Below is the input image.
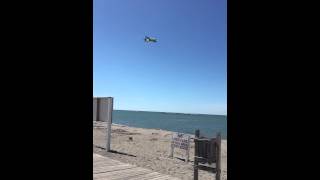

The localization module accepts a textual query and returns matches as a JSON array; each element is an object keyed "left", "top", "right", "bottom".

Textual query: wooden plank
[
  {"left": 149, "top": 175, "right": 178, "bottom": 180},
  {"left": 93, "top": 157, "right": 120, "bottom": 163},
  {"left": 110, "top": 170, "right": 160, "bottom": 180},
  {"left": 93, "top": 160, "right": 124, "bottom": 167},
  {"left": 93, "top": 153, "right": 103, "bottom": 158},
  {"left": 93, "top": 154, "right": 121, "bottom": 164},
  {"left": 94, "top": 163, "right": 123, "bottom": 169},
  {"left": 109, "top": 167, "right": 150, "bottom": 177},
  {"left": 94, "top": 164, "right": 134, "bottom": 174},
  {"left": 93, "top": 153, "right": 109, "bottom": 160},
  {"left": 94, "top": 163, "right": 128, "bottom": 170},
  {"left": 93, "top": 158, "right": 122, "bottom": 164},
  {"left": 125, "top": 172, "right": 164, "bottom": 180},
  {"left": 94, "top": 162, "right": 130, "bottom": 168},
  {"left": 94, "top": 167, "right": 151, "bottom": 180},
  {"left": 93, "top": 160, "right": 127, "bottom": 166},
  {"left": 94, "top": 166, "right": 147, "bottom": 176},
  {"left": 93, "top": 153, "right": 180, "bottom": 180},
  {"left": 93, "top": 159, "right": 115, "bottom": 165}
]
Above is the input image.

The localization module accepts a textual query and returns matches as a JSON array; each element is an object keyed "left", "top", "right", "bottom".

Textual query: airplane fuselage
[{"left": 145, "top": 36, "right": 157, "bottom": 42}]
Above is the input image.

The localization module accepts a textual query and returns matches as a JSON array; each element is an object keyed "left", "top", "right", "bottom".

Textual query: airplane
[{"left": 144, "top": 36, "right": 157, "bottom": 43}]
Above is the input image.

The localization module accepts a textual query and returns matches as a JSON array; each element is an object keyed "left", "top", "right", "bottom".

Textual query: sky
[{"left": 93, "top": 0, "right": 227, "bottom": 115}]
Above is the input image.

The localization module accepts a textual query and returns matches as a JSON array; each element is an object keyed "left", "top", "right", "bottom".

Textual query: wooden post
[
  {"left": 96, "top": 98, "right": 101, "bottom": 121},
  {"left": 186, "top": 135, "right": 190, "bottom": 163},
  {"left": 216, "top": 132, "right": 221, "bottom": 180},
  {"left": 194, "top": 130, "right": 200, "bottom": 180},
  {"left": 170, "top": 134, "right": 174, "bottom": 158},
  {"left": 105, "top": 97, "right": 113, "bottom": 152},
  {"left": 93, "top": 98, "right": 97, "bottom": 121}
]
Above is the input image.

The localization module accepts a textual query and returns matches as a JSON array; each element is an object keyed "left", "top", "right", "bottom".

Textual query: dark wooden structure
[{"left": 194, "top": 130, "right": 221, "bottom": 180}]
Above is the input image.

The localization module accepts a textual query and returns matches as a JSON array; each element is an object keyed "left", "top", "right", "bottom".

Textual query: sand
[{"left": 93, "top": 121, "right": 227, "bottom": 180}]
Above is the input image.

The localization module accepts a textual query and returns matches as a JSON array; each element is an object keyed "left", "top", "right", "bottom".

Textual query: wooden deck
[{"left": 93, "top": 153, "right": 181, "bottom": 180}]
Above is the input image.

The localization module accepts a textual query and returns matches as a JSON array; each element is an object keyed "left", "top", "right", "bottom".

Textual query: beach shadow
[
  {"left": 108, "top": 150, "right": 137, "bottom": 157},
  {"left": 176, "top": 157, "right": 186, "bottom": 161},
  {"left": 94, "top": 145, "right": 137, "bottom": 157},
  {"left": 175, "top": 157, "right": 192, "bottom": 162}
]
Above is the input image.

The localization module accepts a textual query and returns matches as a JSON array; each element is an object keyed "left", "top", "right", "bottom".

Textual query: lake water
[{"left": 112, "top": 110, "right": 227, "bottom": 139}]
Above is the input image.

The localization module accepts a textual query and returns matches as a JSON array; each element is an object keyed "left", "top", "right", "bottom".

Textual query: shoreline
[{"left": 95, "top": 121, "right": 226, "bottom": 140}]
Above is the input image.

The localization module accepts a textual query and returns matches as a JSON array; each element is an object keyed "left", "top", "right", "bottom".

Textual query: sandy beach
[{"left": 93, "top": 121, "right": 227, "bottom": 180}]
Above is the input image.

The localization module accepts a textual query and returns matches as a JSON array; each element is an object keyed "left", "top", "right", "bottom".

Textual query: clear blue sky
[{"left": 94, "top": 0, "right": 227, "bottom": 115}]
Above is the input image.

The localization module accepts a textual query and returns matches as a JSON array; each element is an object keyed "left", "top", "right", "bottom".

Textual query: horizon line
[{"left": 113, "top": 109, "right": 227, "bottom": 116}]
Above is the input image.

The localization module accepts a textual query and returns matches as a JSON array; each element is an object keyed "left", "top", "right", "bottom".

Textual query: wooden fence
[{"left": 194, "top": 130, "right": 221, "bottom": 180}]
